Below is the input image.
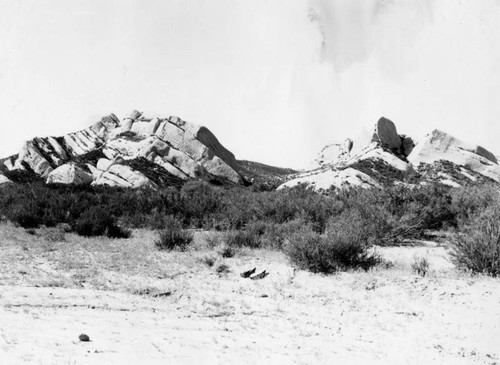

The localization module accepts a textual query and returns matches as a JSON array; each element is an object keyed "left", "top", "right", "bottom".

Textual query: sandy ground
[{"left": 0, "top": 223, "right": 499, "bottom": 364}]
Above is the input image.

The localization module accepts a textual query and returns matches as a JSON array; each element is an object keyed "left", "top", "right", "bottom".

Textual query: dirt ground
[{"left": 0, "top": 223, "right": 499, "bottom": 364}]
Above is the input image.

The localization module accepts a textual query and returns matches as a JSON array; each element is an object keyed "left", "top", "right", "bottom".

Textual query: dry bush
[
  {"left": 285, "top": 230, "right": 380, "bottom": 274},
  {"left": 155, "top": 215, "right": 193, "bottom": 251},
  {"left": 450, "top": 206, "right": 500, "bottom": 277},
  {"left": 411, "top": 256, "right": 430, "bottom": 277},
  {"left": 223, "top": 229, "right": 261, "bottom": 249},
  {"left": 74, "top": 206, "right": 130, "bottom": 238}
]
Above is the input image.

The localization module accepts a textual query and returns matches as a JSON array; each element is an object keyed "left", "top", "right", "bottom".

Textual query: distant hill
[{"left": 237, "top": 160, "right": 297, "bottom": 189}]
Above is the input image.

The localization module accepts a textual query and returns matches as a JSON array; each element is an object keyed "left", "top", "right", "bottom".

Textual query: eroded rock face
[
  {"left": 92, "top": 158, "right": 156, "bottom": 189},
  {"left": 278, "top": 167, "right": 380, "bottom": 191},
  {"left": 408, "top": 129, "right": 500, "bottom": 182},
  {"left": 4, "top": 110, "right": 243, "bottom": 187},
  {"left": 301, "top": 116, "right": 499, "bottom": 191},
  {"left": 46, "top": 163, "right": 93, "bottom": 185}
]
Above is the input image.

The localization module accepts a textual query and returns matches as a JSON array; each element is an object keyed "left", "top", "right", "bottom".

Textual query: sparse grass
[
  {"left": 218, "top": 244, "right": 239, "bottom": 258},
  {"left": 411, "top": 256, "right": 430, "bottom": 277},
  {"left": 215, "top": 263, "right": 230, "bottom": 275},
  {"left": 199, "top": 255, "right": 217, "bottom": 267}
]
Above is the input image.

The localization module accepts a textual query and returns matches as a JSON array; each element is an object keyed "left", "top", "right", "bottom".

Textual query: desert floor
[{"left": 0, "top": 222, "right": 499, "bottom": 365}]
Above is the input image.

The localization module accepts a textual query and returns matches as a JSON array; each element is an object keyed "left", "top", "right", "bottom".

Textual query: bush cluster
[
  {"left": 155, "top": 215, "right": 193, "bottom": 251},
  {"left": 1, "top": 177, "right": 499, "bottom": 275}
]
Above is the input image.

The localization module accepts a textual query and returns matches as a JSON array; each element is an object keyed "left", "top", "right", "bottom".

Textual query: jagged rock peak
[{"left": 2, "top": 111, "right": 244, "bottom": 188}]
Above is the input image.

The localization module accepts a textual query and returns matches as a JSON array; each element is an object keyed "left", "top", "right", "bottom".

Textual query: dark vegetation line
[{"left": 0, "top": 178, "right": 499, "bottom": 276}]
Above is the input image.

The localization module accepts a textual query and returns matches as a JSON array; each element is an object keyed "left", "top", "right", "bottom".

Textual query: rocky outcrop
[
  {"left": 3, "top": 110, "right": 243, "bottom": 188},
  {"left": 46, "top": 163, "right": 94, "bottom": 185},
  {"left": 408, "top": 129, "right": 500, "bottom": 182},
  {"left": 278, "top": 167, "right": 380, "bottom": 191},
  {"left": 291, "top": 117, "right": 500, "bottom": 192},
  {"left": 92, "top": 158, "right": 157, "bottom": 189}
]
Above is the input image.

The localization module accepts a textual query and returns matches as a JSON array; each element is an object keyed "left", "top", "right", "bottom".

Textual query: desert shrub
[
  {"left": 286, "top": 211, "right": 381, "bottom": 274},
  {"left": 450, "top": 184, "right": 500, "bottom": 226},
  {"left": 155, "top": 215, "right": 193, "bottom": 251},
  {"left": 261, "top": 219, "right": 314, "bottom": 249},
  {"left": 180, "top": 181, "right": 224, "bottom": 228},
  {"left": 199, "top": 255, "right": 217, "bottom": 267},
  {"left": 411, "top": 256, "right": 430, "bottom": 277},
  {"left": 219, "top": 244, "right": 239, "bottom": 258},
  {"left": 449, "top": 206, "right": 500, "bottom": 277},
  {"left": 285, "top": 229, "right": 380, "bottom": 274},
  {"left": 223, "top": 229, "right": 262, "bottom": 249},
  {"left": 215, "top": 263, "right": 231, "bottom": 274},
  {"left": 7, "top": 202, "right": 42, "bottom": 228},
  {"left": 73, "top": 206, "right": 130, "bottom": 238},
  {"left": 326, "top": 204, "right": 393, "bottom": 246}
]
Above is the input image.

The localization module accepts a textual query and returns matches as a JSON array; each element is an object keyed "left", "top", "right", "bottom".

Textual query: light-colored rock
[
  {"left": 409, "top": 129, "right": 500, "bottom": 182},
  {"left": 4, "top": 110, "right": 243, "bottom": 187},
  {"left": 204, "top": 156, "right": 242, "bottom": 184},
  {"left": 15, "top": 140, "right": 54, "bottom": 177},
  {"left": 353, "top": 148, "right": 410, "bottom": 171},
  {"left": 120, "top": 119, "right": 134, "bottom": 133},
  {"left": 46, "top": 163, "right": 93, "bottom": 185},
  {"left": 371, "top": 117, "right": 402, "bottom": 151},
  {"left": 96, "top": 158, "right": 115, "bottom": 172},
  {"left": 0, "top": 174, "right": 11, "bottom": 185},
  {"left": 92, "top": 164, "right": 156, "bottom": 189},
  {"left": 127, "top": 110, "right": 143, "bottom": 120},
  {"left": 314, "top": 139, "right": 353, "bottom": 166},
  {"left": 278, "top": 167, "right": 380, "bottom": 191}
]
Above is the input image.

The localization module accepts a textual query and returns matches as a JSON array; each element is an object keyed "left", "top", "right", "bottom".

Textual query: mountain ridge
[{"left": 1, "top": 113, "right": 499, "bottom": 191}]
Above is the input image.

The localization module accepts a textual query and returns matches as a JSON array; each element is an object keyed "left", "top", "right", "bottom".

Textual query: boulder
[
  {"left": 278, "top": 167, "right": 380, "bottom": 191},
  {"left": 371, "top": 117, "right": 402, "bottom": 151},
  {"left": 402, "top": 136, "right": 415, "bottom": 156},
  {"left": 96, "top": 158, "right": 115, "bottom": 172},
  {"left": 408, "top": 129, "right": 500, "bottom": 182},
  {"left": 46, "top": 163, "right": 93, "bottom": 185},
  {"left": 92, "top": 164, "right": 156, "bottom": 189},
  {"left": 127, "top": 110, "right": 143, "bottom": 120},
  {"left": 0, "top": 174, "right": 11, "bottom": 185}
]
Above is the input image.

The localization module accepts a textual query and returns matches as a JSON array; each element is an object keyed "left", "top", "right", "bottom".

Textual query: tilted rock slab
[
  {"left": 278, "top": 167, "right": 380, "bottom": 191},
  {"left": 92, "top": 158, "right": 157, "bottom": 189},
  {"left": 2, "top": 110, "right": 243, "bottom": 188},
  {"left": 408, "top": 129, "right": 500, "bottom": 182},
  {"left": 46, "top": 163, "right": 94, "bottom": 185}
]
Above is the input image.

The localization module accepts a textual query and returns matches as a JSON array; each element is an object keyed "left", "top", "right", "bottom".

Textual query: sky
[{"left": 1, "top": 0, "right": 499, "bottom": 169}]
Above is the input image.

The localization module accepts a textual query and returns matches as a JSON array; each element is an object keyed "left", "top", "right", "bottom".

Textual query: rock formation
[
  {"left": 408, "top": 129, "right": 500, "bottom": 182},
  {"left": 278, "top": 168, "right": 380, "bottom": 191},
  {"left": 46, "top": 163, "right": 93, "bottom": 185},
  {"left": 279, "top": 117, "right": 499, "bottom": 191},
  {"left": 2, "top": 110, "right": 244, "bottom": 188}
]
